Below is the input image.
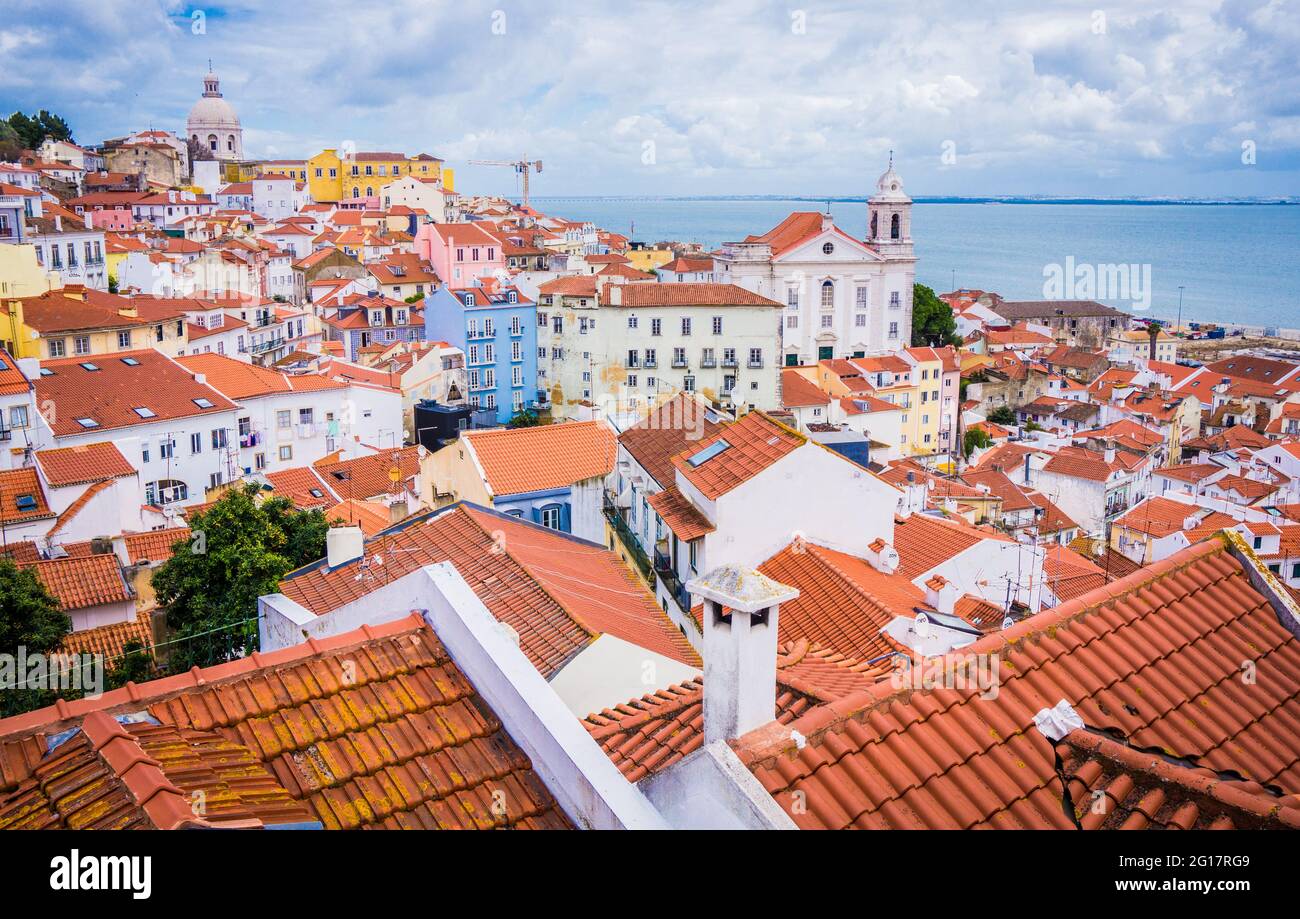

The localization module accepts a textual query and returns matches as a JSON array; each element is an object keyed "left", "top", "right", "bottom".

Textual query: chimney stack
[
  {"left": 326, "top": 525, "right": 365, "bottom": 568},
  {"left": 689, "top": 565, "right": 799, "bottom": 745}
]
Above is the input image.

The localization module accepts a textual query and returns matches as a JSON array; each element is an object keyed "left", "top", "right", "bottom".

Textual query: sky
[{"left": 1, "top": 0, "right": 1298, "bottom": 199}]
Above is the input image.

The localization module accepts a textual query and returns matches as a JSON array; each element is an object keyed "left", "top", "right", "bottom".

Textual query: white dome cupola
[{"left": 186, "top": 63, "right": 243, "bottom": 162}]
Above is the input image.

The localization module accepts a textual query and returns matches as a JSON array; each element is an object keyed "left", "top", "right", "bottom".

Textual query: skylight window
[
  {"left": 193, "top": 398, "right": 214, "bottom": 409},
  {"left": 686, "top": 438, "right": 731, "bottom": 468},
  {"left": 14, "top": 494, "right": 37, "bottom": 511},
  {"left": 132, "top": 407, "right": 157, "bottom": 418},
  {"left": 39, "top": 368, "right": 53, "bottom": 376},
  {"left": 309, "top": 489, "right": 324, "bottom": 498},
  {"left": 76, "top": 418, "right": 98, "bottom": 428},
  {"left": 80, "top": 363, "right": 99, "bottom": 371},
  {"left": 121, "top": 357, "right": 140, "bottom": 366}
]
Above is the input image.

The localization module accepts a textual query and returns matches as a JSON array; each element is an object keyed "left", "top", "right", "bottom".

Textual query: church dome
[
  {"left": 872, "top": 159, "right": 910, "bottom": 202},
  {"left": 186, "top": 70, "right": 240, "bottom": 129}
]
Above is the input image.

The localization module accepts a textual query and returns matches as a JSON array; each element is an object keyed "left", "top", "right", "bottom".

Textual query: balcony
[
  {"left": 700, "top": 356, "right": 717, "bottom": 368},
  {"left": 747, "top": 358, "right": 764, "bottom": 369},
  {"left": 654, "top": 550, "right": 692, "bottom": 615},
  {"left": 250, "top": 337, "right": 286, "bottom": 354},
  {"left": 671, "top": 357, "right": 689, "bottom": 369},
  {"left": 721, "top": 358, "right": 738, "bottom": 368},
  {"left": 604, "top": 499, "right": 653, "bottom": 581},
  {"left": 643, "top": 357, "right": 657, "bottom": 369}
]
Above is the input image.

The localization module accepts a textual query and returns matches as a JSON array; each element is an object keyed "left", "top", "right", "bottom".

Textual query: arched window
[
  {"left": 351, "top": 187, "right": 360, "bottom": 198},
  {"left": 891, "top": 213, "right": 901, "bottom": 239},
  {"left": 870, "top": 211, "right": 878, "bottom": 239},
  {"left": 365, "top": 186, "right": 374, "bottom": 197},
  {"left": 227, "top": 135, "right": 235, "bottom": 151},
  {"left": 207, "top": 134, "right": 218, "bottom": 152},
  {"left": 820, "top": 280, "right": 834, "bottom": 309}
]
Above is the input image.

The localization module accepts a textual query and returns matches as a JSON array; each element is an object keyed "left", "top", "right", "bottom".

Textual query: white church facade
[{"left": 717, "top": 162, "right": 916, "bottom": 364}]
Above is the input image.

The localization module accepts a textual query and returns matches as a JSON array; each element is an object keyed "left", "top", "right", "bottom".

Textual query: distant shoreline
[{"left": 529, "top": 195, "right": 1297, "bottom": 206}]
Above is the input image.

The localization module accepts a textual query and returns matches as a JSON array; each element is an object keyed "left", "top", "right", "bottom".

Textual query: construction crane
[{"left": 468, "top": 157, "right": 543, "bottom": 208}]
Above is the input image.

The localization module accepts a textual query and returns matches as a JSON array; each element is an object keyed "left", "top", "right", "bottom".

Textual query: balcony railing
[
  {"left": 700, "top": 356, "right": 717, "bottom": 368},
  {"left": 722, "top": 358, "right": 738, "bottom": 368},
  {"left": 604, "top": 500, "right": 653, "bottom": 581},
  {"left": 654, "top": 552, "right": 692, "bottom": 615},
  {"left": 747, "top": 359, "right": 764, "bottom": 369},
  {"left": 671, "top": 357, "right": 689, "bottom": 369}
]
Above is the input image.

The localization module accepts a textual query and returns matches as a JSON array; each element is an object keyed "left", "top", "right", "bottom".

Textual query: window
[
  {"left": 890, "top": 291, "right": 901, "bottom": 309},
  {"left": 786, "top": 315, "right": 798, "bottom": 328},
  {"left": 159, "top": 439, "right": 174, "bottom": 460},
  {"left": 822, "top": 242, "right": 834, "bottom": 255},
  {"left": 786, "top": 288, "right": 799, "bottom": 309},
  {"left": 10, "top": 405, "right": 28, "bottom": 429},
  {"left": 712, "top": 316, "right": 723, "bottom": 335},
  {"left": 821, "top": 315, "right": 833, "bottom": 328},
  {"left": 626, "top": 374, "right": 638, "bottom": 387},
  {"left": 277, "top": 410, "right": 291, "bottom": 429},
  {"left": 299, "top": 408, "right": 314, "bottom": 424},
  {"left": 190, "top": 433, "right": 202, "bottom": 453},
  {"left": 748, "top": 348, "right": 762, "bottom": 367},
  {"left": 538, "top": 312, "right": 548, "bottom": 328},
  {"left": 73, "top": 336, "right": 90, "bottom": 355},
  {"left": 855, "top": 314, "right": 866, "bottom": 327},
  {"left": 673, "top": 347, "right": 687, "bottom": 367},
  {"left": 651, "top": 318, "right": 662, "bottom": 336},
  {"left": 644, "top": 348, "right": 656, "bottom": 367},
  {"left": 681, "top": 317, "right": 692, "bottom": 336},
  {"left": 628, "top": 315, "right": 638, "bottom": 329},
  {"left": 117, "top": 330, "right": 131, "bottom": 349},
  {"left": 540, "top": 505, "right": 562, "bottom": 530},
  {"left": 856, "top": 286, "right": 868, "bottom": 308},
  {"left": 48, "top": 339, "right": 65, "bottom": 358},
  {"left": 683, "top": 376, "right": 695, "bottom": 393},
  {"left": 279, "top": 445, "right": 293, "bottom": 461},
  {"left": 888, "top": 322, "right": 899, "bottom": 339},
  {"left": 212, "top": 429, "right": 227, "bottom": 449},
  {"left": 821, "top": 281, "right": 834, "bottom": 308}
]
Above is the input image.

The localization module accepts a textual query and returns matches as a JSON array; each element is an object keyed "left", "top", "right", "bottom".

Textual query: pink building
[{"left": 415, "top": 222, "right": 505, "bottom": 286}]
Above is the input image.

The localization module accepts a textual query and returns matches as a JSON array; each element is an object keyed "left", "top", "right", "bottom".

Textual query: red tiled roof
[
  {"left": 1042, "top": 544, "right": 1108, "bottom": 602},
  {"left": 743, "top": 212, "right": 862, "bottom": 258},
  {"left": 34, "top": 442, "right": 136, "bottom": 487},
  {"left": 0, "top": 468, "right": 53, "bottom": 524},
  {"left": 606, "top": 283, "right": 780, "bottom": 308},
  {"left": 35, "top": 350, "right": 237, "bottom": 436},
  {"left": 280, "top": 505, "right": 698, "bottom": 677},
  {"left": 313, "top": 447, "right": 419, "bottom": 501},
  {"left": 646, "top": 485, "right": 714, "bottom": 541},
  {"left": 122, "top": 527, "right": 191, "bottom": 564},
  {"left": 671, "top": 412, "right": 804, "bottom": 500},
  {"left": 618, "top": 395, "right": 726, "bottom": 487},
  {"left": 0, "top": 615, "right": 571, "bottom": 830},
  {"left": 0, "top": 350, "right": 30, "bottom": 398},
  {"left": 759, "top": 540, "right": 925, "bottom": 661},
  {"left": 891, "top": 512, "right": 1002, "bottom": 579},
  {"left": 584, "top": 640, "right": 885, "bottom": 782},
  {"left": 463, "top": 421, "right": 616, "bottom": 497},
  {"left": 324, "top": 499, "right": 392, "bottom": 537},
  {"left": 58, "top": 608, "right": 154, "bottom": 663},
  {"left": 1155, "top": 462, "right": 1223, "bottom": 484},
  {"left": 737, "top": 537, "right": 1300, "bottom": 829},
  {"left": 19, "top": 554, "right": 131, "bottom": 612},
  {"left": 264, "top": 466, "right": 340, "bottom": 510},
  {"left": 781, "top": 370, "right": 830, "bottom": 408},
  {"left": 178, "top": 353, "right": 343, "bottom": 399}
]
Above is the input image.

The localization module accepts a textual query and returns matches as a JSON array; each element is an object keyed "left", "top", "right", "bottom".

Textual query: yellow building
[
  {"left": 3, "top": 288, "right": 188, "bottom": 360},
  {"left": 306, "top": 149, "right": 453, "bottom": 203},
  {"left": 625, "top": 248, "right": 674, "bottom": 273},
  {"left": 259, "top": 160, "right": 309, "bottom": 182}
]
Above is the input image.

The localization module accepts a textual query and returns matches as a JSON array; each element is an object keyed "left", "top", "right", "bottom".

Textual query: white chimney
[
  {"left": 865, "top": 537, "right": 900, "bottom": 574},
  {"left": 688, "top": 564, "right": 799, "bottom": 745},
  {"left": 924, "top": 574, "right": 958, "bottom": 615},
  {"left": 326, "top": 525, "right": 365, "bottom": 568}
]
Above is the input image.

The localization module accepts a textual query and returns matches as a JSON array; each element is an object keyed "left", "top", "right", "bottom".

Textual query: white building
[
  {"left": 252, "top": 174, "right": 308, "bottom": 221},
  {"left": 176, "top": 352, "right": 403, "bottom": 476},
  {"left": 717, "top": 162, "right": 916, "bottom": 365},
  {"left": 33, "top": 349, "right": 242, "bottom": 507}
]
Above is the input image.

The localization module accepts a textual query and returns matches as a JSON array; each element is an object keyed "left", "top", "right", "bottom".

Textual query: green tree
[
  {"left": 152, "top": 485, "right": 316, "bottom": 671},
  {"left": 105, "top": 640, "right": 157, "bottom": 690},
  {"left": 911, "top": 283, "right": 961, "bottom": 347},
  {"left": 0, "top": 122, "right": 24, "bottom": 161},
  {"left": 6, "top": 110, "right": 73, "bottom": 149},
  {"left": 507, "top": 408, "right": 543, "bottom": 428},
  {"left": 107, "top": 274, "right": 119, "bottom": 294},
  {"left": 964, "top": 427, "right": 992, "bottom": 457},
  {"left": 404, "top": 292, "right": 425, "bottom": 303},
  {"left": 0, "top": 558, "right": 72, "bottom": 717},
  {"left": 988, "top": 405, "right": 1016, "bottom": 425}
]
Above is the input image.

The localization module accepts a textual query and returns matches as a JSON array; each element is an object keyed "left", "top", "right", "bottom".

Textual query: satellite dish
[
  {"left": 1001, "top": 616, "right": 1015, "bottom": 630},
  {"left": 914, "top": 612, "right": 931, "bottom": 638}
]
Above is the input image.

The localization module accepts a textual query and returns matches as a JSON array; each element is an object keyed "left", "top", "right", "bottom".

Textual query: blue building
[{"left": 424, "top": 284, "right": 538, "bottom": 425}]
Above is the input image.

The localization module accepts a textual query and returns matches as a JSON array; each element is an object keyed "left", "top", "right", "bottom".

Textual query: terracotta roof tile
[
  {"left": 737, "top": 538, "right": 1300, "bottom": 829},
  {"left": 19, "top": 554, "right": 131, "bottom": 611},
  {"left": 0, "top": 468, "right": 53, "bottom": 524},
  {"left": 646, "top": 485, "right": 714, "bottom": 541},
  {"left": 781, "top": 370, "right": 831, "bottom": 408},
  {"left": 122, "top": 527, "right": 191, "bottom": 564},
  {"left": 281, "top": 505, "right": 697, "bottom": 677},
  {"left": 618, "top": 395, "right": 726, "bottom": 487},
  {"left": 313, "top": 447, "right": 419, "bottom": 502},
  {"left": 463, "top": 421, "right": 616, "bottom": 497},
  {"left": 58, "top": 607, "right": 154, "bottom": 663},
  {"left": 671, "top": 412, "right": 803, "bottom": 500},
  {"left": 0, "top": 615, "right": 570, "bottom": 830},
  {"left": 34, "top": 442, "right": 136, "bottom": 488}
]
